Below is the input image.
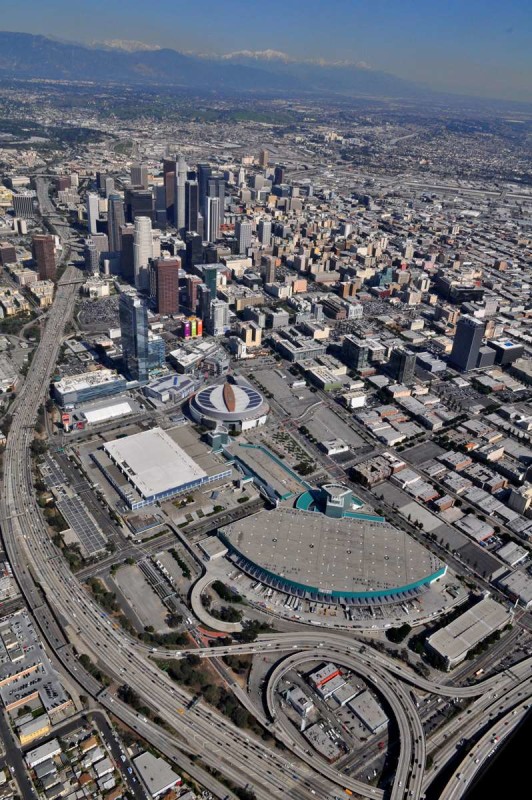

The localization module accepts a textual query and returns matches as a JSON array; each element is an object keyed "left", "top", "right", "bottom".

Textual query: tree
[
  {"left": 386, "top": 623, "right": 412, "bottom": 644},
  {"left": 231, "top": 707, "right": 248, "bottom": 728},
  {"left": 0, "top": 414, "right": 13, "bottom": 436},
  {"left": 235, "top": 789, "right": 257, "bottom": 800}
]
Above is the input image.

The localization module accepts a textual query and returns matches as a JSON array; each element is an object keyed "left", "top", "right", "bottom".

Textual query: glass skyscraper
[
  {"left": 119, "top": 292, "right": 149, "bottom": 381},
  {"left": 449, "top": 315, "right": 485, "bottom": 372}
]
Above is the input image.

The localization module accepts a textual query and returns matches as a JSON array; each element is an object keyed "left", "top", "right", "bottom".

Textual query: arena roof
[
  {"left": 191, "top": 379, "right": 268, "bottom": 422},
  {"left": 219, "top": 507, "right": 446, "bottom": 600},
  {"left": 103, "top": 427, "right": 206, "bottom": 499}
]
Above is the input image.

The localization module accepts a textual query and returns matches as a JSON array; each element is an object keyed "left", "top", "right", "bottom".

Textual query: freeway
[
  {"left": 264, "top": 650, "right": 425, "bottom": 800},
  {"left": 436, "top": 692, "right": 531, "bottom": 800},
  {"left": 156, "top": 633, "right": 532, "bottom": 700},
  {"left": 422, "top": 673, "right": 532, "bottom": 794},
  {"left": 0, "top": 268, "right": 381, "bottom": 800}
]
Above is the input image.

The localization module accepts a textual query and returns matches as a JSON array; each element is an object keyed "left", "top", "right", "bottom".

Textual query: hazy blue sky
[{"left": 3, "top": 0, "right": 532, "bottom": 100}]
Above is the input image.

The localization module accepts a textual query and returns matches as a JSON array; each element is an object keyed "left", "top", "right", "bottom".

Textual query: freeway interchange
[{"left": 1, "top": 235, "right": 531, "bottom": 799}]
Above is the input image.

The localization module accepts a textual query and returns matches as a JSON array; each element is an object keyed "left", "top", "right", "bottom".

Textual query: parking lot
[
  {"left": 77, "top": 295, "right": 120, "bottom": 330},
  {"left": 111, "top": 563, "right": 171, "bottom": 633},
  {"left": 55, "top": 493, "right": 108, "bottom": 556},
  {"left": 305, "top": 404, "right": 365, "bottom": 449},
  {"left": 251, "top": 368, "right": 318, "bottom": 417}
]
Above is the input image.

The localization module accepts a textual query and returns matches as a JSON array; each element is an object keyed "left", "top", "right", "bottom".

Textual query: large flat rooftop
[
  {"left": 427, "top": 596, "right": 509, "bottom": 663},
  {"left": 226, "top": 441, "right": 308, "bottom": 500},
  {"left": 104, "top": 426, "right": 207, "bottom": 499},
  {"left": 219, "top": 507, "right": 445, "bottom": 599}
]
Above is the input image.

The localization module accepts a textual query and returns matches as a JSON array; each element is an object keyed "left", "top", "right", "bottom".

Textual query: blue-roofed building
[{"left": 143, "top": 374, "right": 197, "bottom": 403}]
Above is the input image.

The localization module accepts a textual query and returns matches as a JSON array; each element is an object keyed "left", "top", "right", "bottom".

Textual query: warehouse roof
[
  {"left": 427, "top": 596, "right": 509, "bottom": 663},
  {"left": 104, "top": 427, "right": 206, "bottom": 499}
]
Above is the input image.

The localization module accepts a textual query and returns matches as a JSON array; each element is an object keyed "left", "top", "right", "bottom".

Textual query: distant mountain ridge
[{"left": 0, "top": 31, "right": 427, "bottom": 98}]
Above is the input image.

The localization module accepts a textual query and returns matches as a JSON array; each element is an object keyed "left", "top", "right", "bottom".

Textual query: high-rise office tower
[
  {"left": 154, "top": 184, "right": 167, "bottom": 226},
  {"left": 211, "top": 176, "right": 225, "bottom": 206},
  {"left": 197, "top": 163, "right": 212, "bottom": 217},
  {"left": 341, "top": 336, "right": 369, "bottom": 371},
  {"left": 197, "top": 213, "right": 204, "bottom": 241},
  {"left": 260, "top": 255, "right": 276, "bottom": 284},
  {"left": 119, "top": 292, "right": 149, "bottom": 382},
  {"left": 55, "top": 175, "right": 72, "bottom": 192},
  {"left": 0, "top": 242, "right": 17, "bottom": 267},
  {"left": 150, "top": 257, "right": 181, "bottom": 315},
  {"left": 86, "top": 192, "right": 100, "bottom": 234},
  {"left": 147, "top": 332, "right": 166, "bottom": 372},
  {"left": 273, "top": 165, "right": 285, "bottom": 186},
  {"left": 131, "top": 163, "right": 149, "bottom": 190},
  {"left": 186, "top": 275, "right": 202, "bottom": 315},
  {"left": 84, "top": 233, "right": 108, "bottom": 273},
  {"left": 197, "top": 284, "right": 212, "bottom": 322},
  {"left": 92, "top": 232, "right": 109, "bottom": 253},
  {"left": 235, "top": 218, "right": 252, "bottom": 254},
  {"left": 96, "top": 172, "right": 108, "bottom": 191},
  {"left": 253, "top": 174, "right": 265, "bottom": 191},
  {"left": 152, "top": 229, "right": 161, "bottom": 262},
  {"left": 202, "top": 264, "right": 220, "bottom": 297},
  {"left": 388, "top": 347, "right": 417, "bottom": 384},
  {"left": 404, "top": 240, "right": 415, "bottom": 260},
  {"left": 237, "top": 167, "right": 246, "bottom": 186},
  {"left": 12, "top": 192, "right": 36, "bottom": 218},
  {"left": 133, "top": 216, "right": 153, "bottom": 290},
  {"left": 119, "top": 223, "right": 135, "bottom": 283},
  {"left": 259, "top": 149, "right": 269, "bottom": 168},
  {"left": 175, "top": 156, "right": 188, "bottom": 231},
  {"left": 185, "top": 232, "right": 203, "bottom": 270},
  {"left": 126, "top": 187, "right": 154, "bottom": 223},
  {"left": 206, "top": 196, "right": 220, "bottom": 242},
  {"left": 84, "top": 241, "right": 99, "bottom": 273},
  {"left": 104, "top": 177, "right": 115, "bottom": 198},
  {"left": 32, "top": 234, "right": 56, "bottom": 280},
  {"left": 185, "top": 180, "right": 199, "bottom": 233},
  {"left": 163, "top": 158, "right": 177, "bottom": 224},
  {"left": 257, "top": 218, "right": 272, "bottom": 247},
  {"left": 208, "top": 299, "right": 230, "bottom": 336},
  {"left": 107, "top": 193, "right": 125, "bottom": 253},
  {"left": 449, "top": 315, "right": 485, "bottom": 372}
]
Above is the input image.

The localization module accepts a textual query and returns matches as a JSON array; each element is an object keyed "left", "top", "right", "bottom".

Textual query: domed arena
[{"left": 189, "top": 378, "right": 269, "bottom": 432}]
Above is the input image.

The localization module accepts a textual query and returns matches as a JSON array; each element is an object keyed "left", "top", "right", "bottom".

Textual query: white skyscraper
[
  {"left": 175, "top": 155, "right": 188, "bottom": 231},
  {"left": 208, "top": 299, "right": 230, "bottom": 336},
  {"left": 235, "top": 218, "right": 253, "bottom": 254},
  {"left": 206, "top": 196, "right": 220, "bottom": 242},
  {"left": 237, "top": 167, "right": 246, "bottom": 186},
  {"left": 152, "top": 230, "right": 161, "bottom": 260},
  {"left": 86, "top": 193, "right": 100, "bottom": 234},
  {"left": 133, "top": 216, "right": 153, "bottom": 290},
  {"left": 258, "top": 218, "right": 272, "bottom": 247}
]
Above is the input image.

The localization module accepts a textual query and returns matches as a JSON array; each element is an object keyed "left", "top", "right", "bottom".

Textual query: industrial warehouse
[
  {"left": 92, "top": 425, "right": 232, "bottom": 509},
  {"left": 218, "top": 506, "right": 446, "bottom": 604}
]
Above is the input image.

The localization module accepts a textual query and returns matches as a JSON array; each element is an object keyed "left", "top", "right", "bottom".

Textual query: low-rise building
[
  {"left": 496, "top": 571, "right": 532, "bottom": 609},
  {"left": 308, "top": 663, "right": 342, "bottom": 689},
  {"left": 133, "top": 752, "right": 182, "bottom": 798},
  {"left": 426, "top": 596, "right": 509, "bottom": 668},
  {"left": 348, "top": 690, "right": 389, "bottom": 734},
  {"left": 52, "top": 369, "right": 127, "bottom": 406},
  {"left": 25, "top": 739, "right": 61, "bottom": 769},
  {"left": 287, "top": 687, "right": 314, "bottom": 717}
]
